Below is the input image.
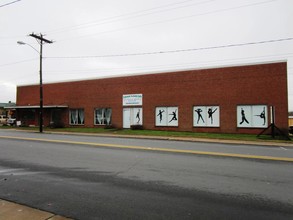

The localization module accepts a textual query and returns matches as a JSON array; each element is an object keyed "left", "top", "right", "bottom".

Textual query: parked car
[
  {"left": 7, "top": 118, "right": 16, "bottom": 126},
  {"left": 0, "top": 115, "right": 7, "bottom": 125}
]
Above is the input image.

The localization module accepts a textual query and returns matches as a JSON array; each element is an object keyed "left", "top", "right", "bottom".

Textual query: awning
[{"left": 5, "top": 105, "right": 68, "bottom": 109}]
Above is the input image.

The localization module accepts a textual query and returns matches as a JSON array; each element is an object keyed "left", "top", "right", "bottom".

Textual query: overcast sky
[{"left": 1, "top": 0, "right": 293, "bottom": 110}]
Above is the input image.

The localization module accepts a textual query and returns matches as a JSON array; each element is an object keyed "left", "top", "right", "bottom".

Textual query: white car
[
  {"left": 7, "top": 118, "right": 16, "bottom": 126},
  {"left": 0, "top": 115, "right": 7, "bottom": 125}
]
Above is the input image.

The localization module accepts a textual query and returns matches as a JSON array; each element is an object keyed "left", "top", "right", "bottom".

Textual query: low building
[
  {"left": 13, "top": 61, "right": 288, "bottom": 134},
  {"left": 289, "top": 115, "right": 293, "bottom": 127},
  {"left": 0, "top": 101, "right": 16, "bottom": 116}
]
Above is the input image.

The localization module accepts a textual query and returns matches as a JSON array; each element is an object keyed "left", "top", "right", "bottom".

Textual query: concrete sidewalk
[{"left": 0, "top": 200, "right": 72, "bottom": 220}]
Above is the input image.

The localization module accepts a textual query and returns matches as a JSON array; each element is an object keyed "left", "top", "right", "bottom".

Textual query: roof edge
[
  {"left": 17, "top": 59, "right": 287, "bottom": 87},
  {"left": 5, "top": 105, "right": 68, "bottom": 109}
]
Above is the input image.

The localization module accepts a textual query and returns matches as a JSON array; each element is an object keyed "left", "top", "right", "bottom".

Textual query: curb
[
  {"left": 5, "top": 128, "right": 293, "bottom": 148},
  {"left": 44, "top": 131, "right": 293, "bottom": 148}
]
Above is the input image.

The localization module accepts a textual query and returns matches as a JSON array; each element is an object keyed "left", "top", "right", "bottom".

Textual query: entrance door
[
  {"left": 50, "top": 109, "right": 64, "bottom": 128},
  {"left": 123, "top": 108, "right": 143, "bottom": 128},
  {"left": 123, "top": 108, "right": 131, "bottom": 128}
]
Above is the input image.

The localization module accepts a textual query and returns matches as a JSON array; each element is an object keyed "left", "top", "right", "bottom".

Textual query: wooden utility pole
[{"left": 29, "top": 33, "right": 53, "bottom": 133}]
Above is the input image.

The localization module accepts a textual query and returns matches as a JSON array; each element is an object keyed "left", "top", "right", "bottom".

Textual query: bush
[
  {"left": 104, "top": 124, "right": 116, "bottom": 129},
  {"left": 130, "top": 125, "right": 144, "bottom": 130},
  {"left": 49, "top": 121, "right": 65, "bottom": 128}
]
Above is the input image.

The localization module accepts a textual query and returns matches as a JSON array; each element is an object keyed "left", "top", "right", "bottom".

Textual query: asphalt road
[{"left": 0, "top": 130, "right": 292, "bottom": 220}]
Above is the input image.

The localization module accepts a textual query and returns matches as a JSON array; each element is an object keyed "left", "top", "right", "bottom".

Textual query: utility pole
[{"left": 29, "top": 33, "right": 53, "bottom": 133}]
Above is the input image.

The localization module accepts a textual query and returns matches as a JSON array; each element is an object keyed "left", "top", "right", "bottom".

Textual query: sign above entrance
[{"left": 123, "top": 94, "right": 143, "bottom": 106}]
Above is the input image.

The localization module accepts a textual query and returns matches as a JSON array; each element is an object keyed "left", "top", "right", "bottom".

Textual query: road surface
[{"left": 0, "top": 130, "right": 292, "bottom": 219}]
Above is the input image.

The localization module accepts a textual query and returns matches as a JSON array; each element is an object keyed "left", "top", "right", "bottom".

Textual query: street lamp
[
  {"left": 17, "top": 41, "right": 39, "bottom": 54},
  {"left": 17, "top": 33, "right": 53, "bottom": 133}
]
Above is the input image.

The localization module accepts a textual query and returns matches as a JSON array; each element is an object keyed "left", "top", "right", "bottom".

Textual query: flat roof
[{"left": 17, "top": 60, "right": 287, "bottom": 87}]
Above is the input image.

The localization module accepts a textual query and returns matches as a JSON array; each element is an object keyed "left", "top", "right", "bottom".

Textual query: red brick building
[{"left": 14, "top": 61, "right": 288, "bottom": 134}]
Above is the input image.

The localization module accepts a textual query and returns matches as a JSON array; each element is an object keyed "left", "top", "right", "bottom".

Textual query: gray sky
[{"left": 1, "top": 0, "right": 293, "bottom": 110}]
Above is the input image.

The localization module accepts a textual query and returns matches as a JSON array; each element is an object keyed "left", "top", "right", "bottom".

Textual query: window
[
  {"left": 237, "top": 105, "right": 268, "bottom": 128},
  {"left": 193, "top": 106, "right": 220, "bottom": 127},
  {"left": 69, "top": 109, "right": 84, "bottom": 125},
  {"left": 21, "top": 109, "right": 35, "bottom": 120},
  {"left": 155, "top": 107, "right": 178, "bottom": 126},
  {"left": 95, "top": 108, "right": 112, "bottom": 125}
]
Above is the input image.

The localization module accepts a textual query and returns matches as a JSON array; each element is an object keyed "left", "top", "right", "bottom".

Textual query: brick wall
[{"left": 17, "top": 62, "right": 288, "bottom": 134}]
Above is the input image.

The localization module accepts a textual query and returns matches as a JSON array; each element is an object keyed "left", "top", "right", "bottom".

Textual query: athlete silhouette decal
[
  {"left": 156, "top": 107, "right": 178, "bottom": 126},
  {"left": 193, "top": 106, "right": 220, "bottom": 127},
  {"left": 254, "top": 107, "right": 266, "bottom": 125},
  {"left": 237, "top": 105, "right": 268, "bottom": 128},
  {"left": 157, "top": 109, "right": 165, "bottom": 123},
  {"left": 194, "top": 108, "right": 205, "bottom": 124},
  {"left": 239, "top": 108, "right": 249, "bottom": 125},
  {"left": 169, "top": 110, "right": 177, "bottom": 123},
  {"left": 208, "top": 108, "right": 217, "bottom": 124},
  {"left": 136, "top": 109, "right": 141, "bottom": 124}
]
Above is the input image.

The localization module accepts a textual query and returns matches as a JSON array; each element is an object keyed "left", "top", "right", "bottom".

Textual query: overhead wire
[
  {"left": 45, "top": 37, "right": 293, "bottom": 59},
  {"left": 0, "top": 58, "right": 38, "bottom": 68},
  {"left": 0, "top": 0, "right": 278, "bottom": 42},
  {"left": 46, "top": 0, "right": 214, "bottom": 35},
  {"left": 0, "top": 0, "right": 21, "bottom": 8},
  {"left": 54, "top": 0, "right": 277, "bottom": 41},
  {"left": 2, "top": 37, "right": 291, "bottom": 69},
  {"left": 1, "top": 0, "right": 289, "bottom": 75},
  {"left": 43, "top": 52, "right": 293, "bottom": 76},
  {"left": 1, "top": 0, "right": 212, "bottom": 41},
  {"left": 3, "top": 51, "right": 293, "bottom": 84}
]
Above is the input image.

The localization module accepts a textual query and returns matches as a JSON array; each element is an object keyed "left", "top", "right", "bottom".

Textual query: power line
[
  {"left": 3, "top": 52, "right": 293, "bottom": 79},
  {"left": 46, "top": 0, "right": 213, "bottom": 35},
  {"left": 2, "top": 38, "right": 291, "bottom": 69},
  {"left": 55, "top": 0, "right": 277, "bottom": 42},
  {"left": 46, "top": 37, "right": 293, "bottom": 59},
  {"left": 43, "top": 52, "right": 293, "bottom": 76},
  {"left": 0, "top": 58, "right": 38, "bottom": 68},
  {"left": 0, "top": 0, "right": 21, "bottom": 8}
]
